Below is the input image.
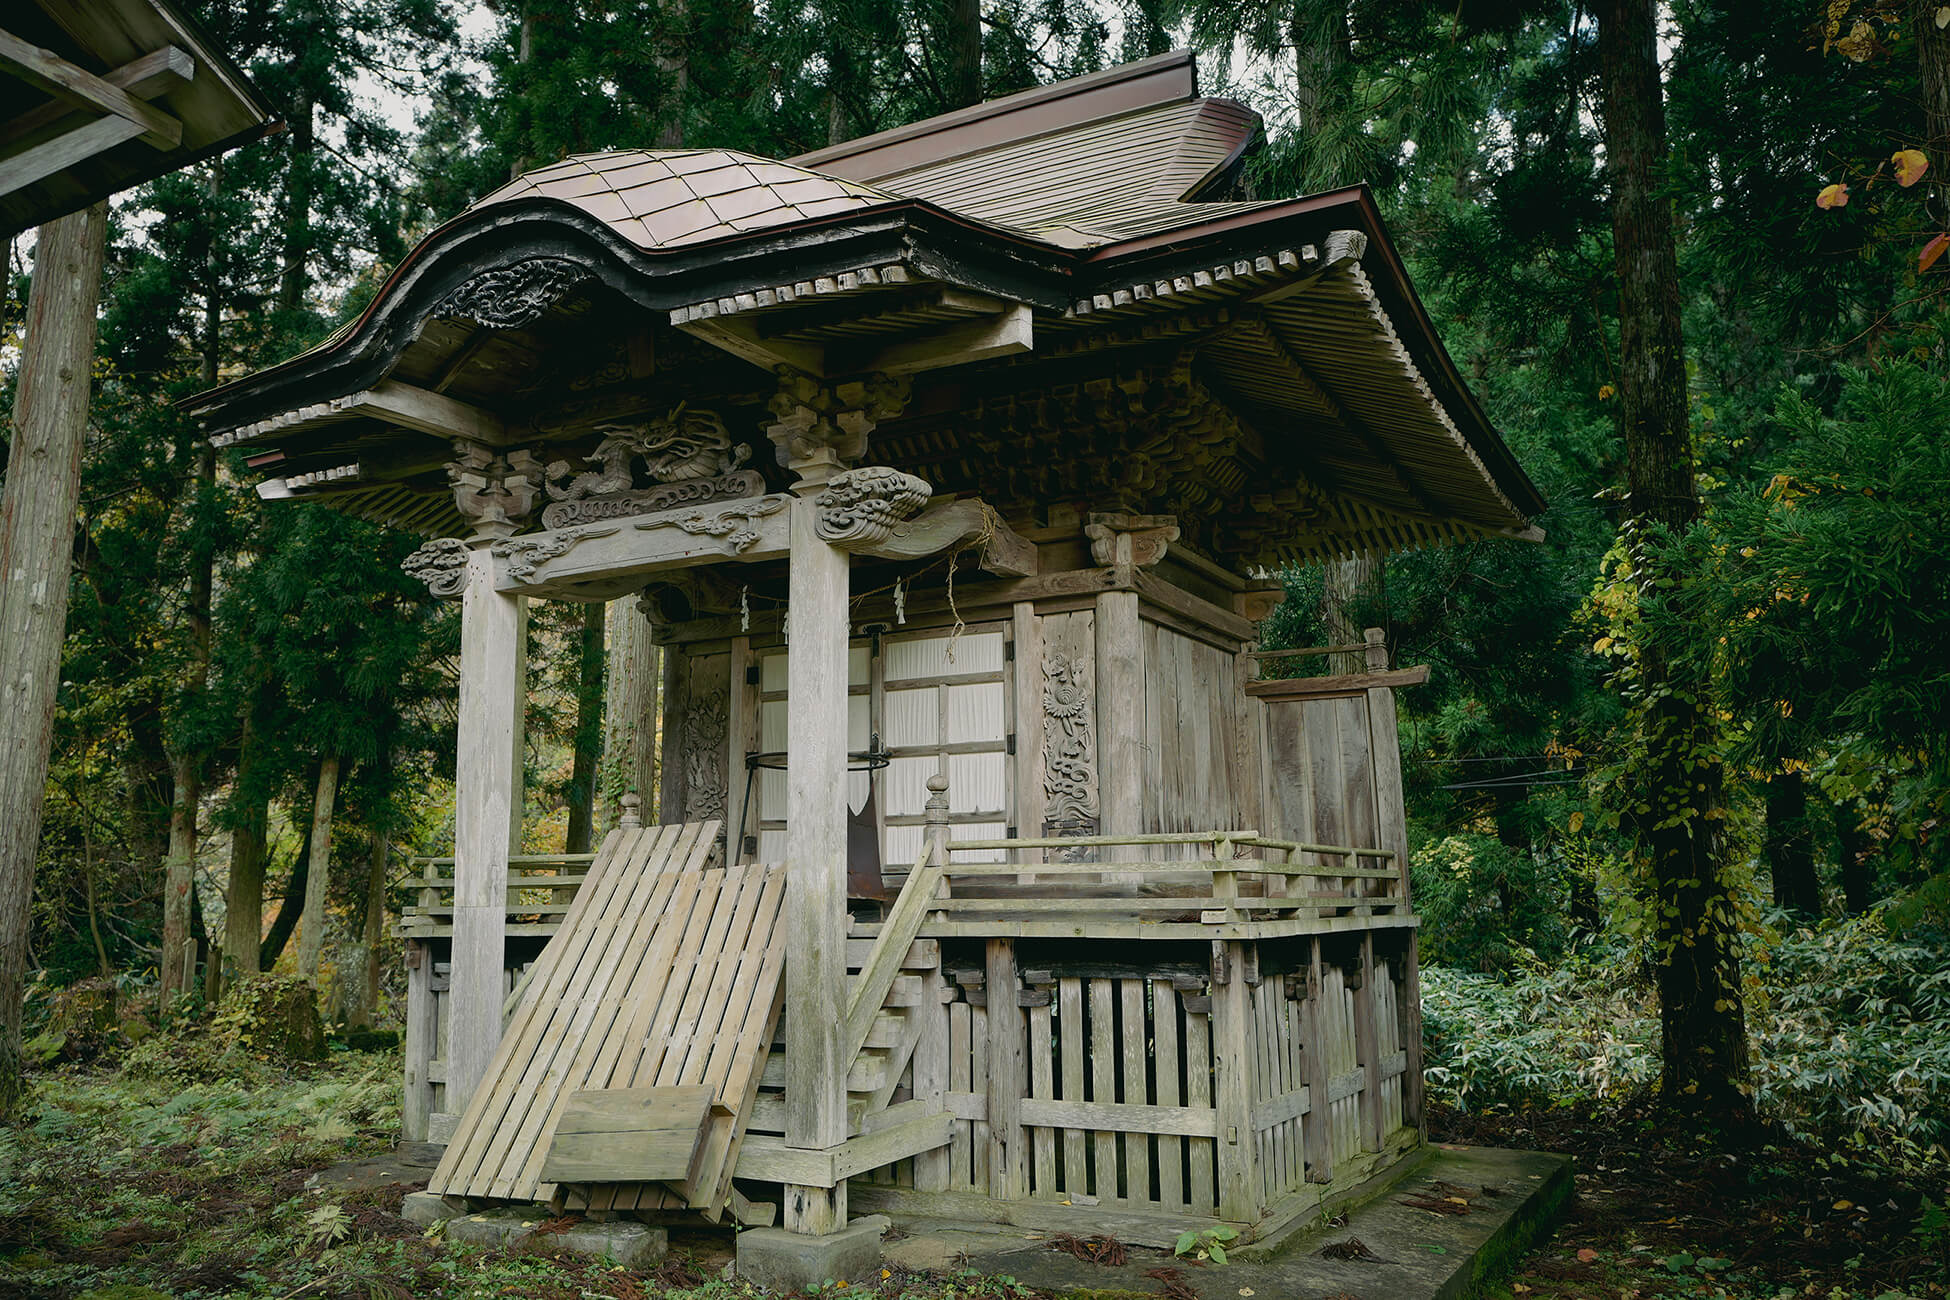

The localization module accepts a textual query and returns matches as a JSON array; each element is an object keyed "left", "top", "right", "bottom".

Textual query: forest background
[{"left": 2, "top": 0, "right": 1948, "bottom": 1203}]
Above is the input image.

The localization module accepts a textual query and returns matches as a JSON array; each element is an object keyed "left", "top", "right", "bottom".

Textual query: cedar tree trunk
[
  {"left": 1598, "top": 0, "right": 1749, "bottom": 1119},
  {"left": 0, "top": 203, "right": 108, "bottom": 1111},
  {"left": 566, "top": 602, "right": 605, "bottom": 853},
  {"left": 297, "top": 755, "right": 341, "bottom": 982}
]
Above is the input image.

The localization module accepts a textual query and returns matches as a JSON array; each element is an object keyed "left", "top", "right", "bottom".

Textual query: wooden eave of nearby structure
[{"left": 1, "top": 0, "right": 279, "bottom": 236}]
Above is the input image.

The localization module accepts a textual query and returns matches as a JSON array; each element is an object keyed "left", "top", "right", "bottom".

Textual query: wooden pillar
[
  {"left": 783, "top": 490, "right": 850, "bottom": 1229},
  {"left": 1352, "top": 934, "right": 1384, "bottom": 1152},
  {"left": 985, "top": 938, "right": 1026, "bottom": 1198},
  {"left": 1302, "top": 937, "right": 1333, "bottom": 1183},
  {"left": 402, "top": 939, "right": 435, "bottom": 1141},
  {"left": 447, "top": 539, "right": 524, "bottom": 1112},
  {"left": 1211, "top": 938, "right": 1258, "bottom": 1221},
  {"left": 1093, "top": 585, "right": 1142, "bottom": 846},
  {"left": 1362, "top": 625, "right": 1425, "bottom": 1137}
]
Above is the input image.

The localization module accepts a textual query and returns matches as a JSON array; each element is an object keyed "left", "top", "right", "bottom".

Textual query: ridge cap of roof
[{"left": 789, "top": 49, "right": 1201, "bottom": 181}]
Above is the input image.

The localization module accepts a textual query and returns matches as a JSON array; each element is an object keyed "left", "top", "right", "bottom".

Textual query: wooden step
[
  {"left": 846, "top": 1051, "right": 890, "bottom": 1093},
  {"left": 863, "top": 1008, "right": 908, "bottom": 1050},
  {"left": 843, "top": 936, "right": 940, "bottom": 972}
]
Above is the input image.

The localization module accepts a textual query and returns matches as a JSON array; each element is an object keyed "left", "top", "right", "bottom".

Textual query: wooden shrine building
[{"left": 187, "top": 51, "right": 1543, "bottom": 1274}]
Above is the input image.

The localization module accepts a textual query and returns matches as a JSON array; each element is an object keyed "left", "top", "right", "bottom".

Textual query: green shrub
[
  {"left": 1421, "top": 950, "right": 1660, "bottom": 1111},
  {"left": 1423, "top": 911, "right": 1950, "bottom": 1168},
  {"left": 1751, "top": 913, "right": 1950, "bottom": 1166}
]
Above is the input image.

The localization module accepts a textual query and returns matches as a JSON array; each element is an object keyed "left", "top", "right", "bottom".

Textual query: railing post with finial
[
  {"left": 619, "top": 791, "right": 642, "bottom": 830},
  {"left": 923, "top": 773, "right": 951, "bottom": 918}
]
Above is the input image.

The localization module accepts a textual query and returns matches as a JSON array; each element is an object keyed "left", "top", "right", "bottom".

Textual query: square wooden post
[
  {"left": 985, "top": 938, "right": 1026, "bottom": 1198},
  {"left": 1211, "top": 938, "right": 1258, "bottom": 1221},
  {"left": 1352, "top": 933, "right": 1384, "bottom": 1153},
  {"left": 447, "top": 539, "right": 524, "bottom": 1113},
  {"left": 783, "top": 490, "right": 851, "bottom": 1232},
  {"left": 402, "top": 939, "right": 435, "bottom": 1141}
]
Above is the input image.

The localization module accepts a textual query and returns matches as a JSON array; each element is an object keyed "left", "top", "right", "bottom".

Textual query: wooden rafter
[{"left": 0, "top": 28, "right": 182, "bottom": 146}]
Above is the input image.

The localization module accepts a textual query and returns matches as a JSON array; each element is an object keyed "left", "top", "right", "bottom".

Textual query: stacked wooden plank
[{"left": 428, "top": 820, "right": 788, "bottom": 1220}]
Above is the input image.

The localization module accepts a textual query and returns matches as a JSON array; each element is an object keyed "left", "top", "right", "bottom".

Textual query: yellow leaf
[
  {"left": 1834, "top": 1199, "right": 1853, "bottom": 1210},
  {"left": 1938, "top": 5, "right": 1949, "bottom": 28},
  {"left": 1895, "top": 149, "right": 1930, "bottom": 186},
  {"left": 1817, "top": 182, "right": 1851, "bottom": 210},
  {"left": 1569, "top": 811, "right": 1585, "bottom": 833},
  {"left": 1835, "top": 19, "right": 1877, "bottom": 60},
  {"left": 1921, "top": 233, "right": 1950, "bottom": 273},
  {"left": 1598, "top": 383, "right": 1616, "bottom": 400},
  {"left": 1594, "top": 636, "right": 1613, "bottom": 652}
]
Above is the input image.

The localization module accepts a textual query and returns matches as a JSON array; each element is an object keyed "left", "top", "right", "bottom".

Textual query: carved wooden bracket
[
  {"left": 400, "top": 536, "right": 470, "bottom": 600},
  {"left": 1085, "top": 512, "right": 1179, "bottom": 567},
  {"left": 448, "top": 442, "right": 543, "bottom": 537},
  {"left": 766, "top": 368, "right": 910, "bottom": 487},
  {"left": 813, "top": 466, "right": 932, "bottom": 545}
]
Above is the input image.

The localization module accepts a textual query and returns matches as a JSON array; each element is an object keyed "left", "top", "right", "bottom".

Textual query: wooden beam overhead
[
  {"left": 358, "top": 378, "right": 507, "bottom": 444},
  {"left": 0, "top": 113, "right": 146, "bottom": 201},
  {"left": 0, "top": 28, "right": 183, "bottom": 149},
  {"left": 676, "top": 296, "right": 1032, "bottom": 380},
  {"left": 0, "top": 44, "right": 193, "bottom": 154}
]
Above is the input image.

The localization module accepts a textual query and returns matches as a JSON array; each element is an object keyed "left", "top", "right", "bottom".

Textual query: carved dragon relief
[
  {"left": 1041, "top": 649, "right": 1100, "bottom": 857},
  {"left": 812, "top": 466, "right": 932, "bottom": 546},
  {"left": 542, "top": 405, "right": 763, "bottom": 529},
  {"left": 436, "top": 257, "right": 593, "bottom": 330},
  {"left": 401, "top": 537, "right": 471, "bottom": 599}
]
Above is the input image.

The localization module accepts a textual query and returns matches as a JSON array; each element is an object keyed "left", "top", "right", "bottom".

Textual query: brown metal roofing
[
  {"left": 866, "top": 98, "right": 1267, "bottom": 246},
  {"left": 468, "top": 149, "right": 898, "bottom": 250},
  {"left": 791, "top": 49, "right": 1200, "bottom": 182}
]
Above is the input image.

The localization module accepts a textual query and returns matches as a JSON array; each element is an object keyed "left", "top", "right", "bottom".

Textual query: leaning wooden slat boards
[{"left": 427, "top": 820, "right": 788, "bottom": 1217}]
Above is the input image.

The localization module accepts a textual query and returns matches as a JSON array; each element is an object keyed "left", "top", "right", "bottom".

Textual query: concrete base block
[
  {"left": 553, "top": 1220, "right": 667, "bottom": 1268},
  {"left": 443, "top": 1205, "right": 553, "bottom": 1249},
  {"left": 737, "top": 1215, "right": 891, "bottom": 1293},
  {"left": 400, "top": 1191, "right": 467, "bottom": 1227},
  {"left": 436, "top": 1205, "right": 666, "bottom": 1267}
]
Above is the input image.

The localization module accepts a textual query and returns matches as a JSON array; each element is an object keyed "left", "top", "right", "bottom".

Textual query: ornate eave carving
[
  {"left": 813, "top": 466, "right": 932, "bottom": 546},
  {"left": 543, "top": 405, "right": 762, "bottom": 528},
  {"left": 437, "top": 257, "right": 593, "bottom": 329},
  {"left": 401, "top": 536, "right": 470, "bottom": 599}
]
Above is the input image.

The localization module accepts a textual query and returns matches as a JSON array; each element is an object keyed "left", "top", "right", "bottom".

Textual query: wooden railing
[
  {"left": 915, "top": 826, "right": 1406, "bottom": 940},
  {"left": 396, "top": 853, "right": 597, "bottom": 941}
]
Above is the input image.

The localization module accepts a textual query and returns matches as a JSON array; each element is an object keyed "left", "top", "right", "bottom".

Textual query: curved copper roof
[{"left": 468, "top": 149, "right": 898, "bottom": 249}]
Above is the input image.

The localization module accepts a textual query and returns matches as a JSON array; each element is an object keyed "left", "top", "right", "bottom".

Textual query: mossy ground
[
  {"left": 4, "top": 1045, "right": 1942, "bottom": 1300},
  {"left": 0, "top": 1048, "right": 1033, "bottom": 1300}
]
